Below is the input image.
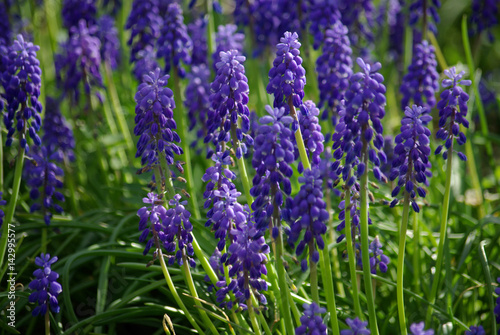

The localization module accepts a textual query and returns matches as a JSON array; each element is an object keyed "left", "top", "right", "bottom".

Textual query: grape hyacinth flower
[
  {"left": 188, "top": 17, "right": 208, "bottom": 66},
  {"left": 97, "top": 15, "right": 120, "bottom": 69},
  {"left": 297, "top": 100, "right": 325, "bottom": 172},
  {"left": 62, "top": 0, "right": 97, "bottom": 32},
  {"left": 24, "top": 146, "right": 65, "bottom": 225},
  {"left": 202, "top": 151, "right": 236, "bottom": 213},
  {"left": 409, "top": 322, "right": 434, "bottom": 335},
  {"left": 409, "top": 0, "right": 441, "bottom": 35},
  {"left": 331, "top": 57, "right": 387, "bottom": 185},
  {"left": 267, "top": 31, "right": 307, "bottom": 120},
  {"left": 185, "top": 64, "right": 211, "bottom": 153},
  {"left": 0, "top": 2, "right": 11, "bottom": 46},
  {"left": 137, "top": 193, "right": 195, "bottom": 267},
  {"left": 28, "top": 253, "right": 62, "bottom": 316},
  {"left": 495, "top": 277, "right": 500, "bottom": 325},
  {"left": 434, "top": 67, "right": 471, "bottom": 161},
  {"left": 384, "top": 0, "right": 405, "bottom": 62},
  {"left": 157, "top": 3, "right": 192, "bottom": 78},
  {"left": 335, "top": 185, "right": 362, "bottom": 243},
  {"left": 356, "top": 236, "right": 389, "bottom": 274},
  {"left": 306, "top": 0, "right": 342, "bottom": 49},
  {"left": 233, "top": 0, "right": 250, "bottom": 28},
  {"left": 213, "top": 24, "right": 245, "bottom": 70},
  {"left": 470, "top": 0, "right": 499, "bottom": 42},
  {"left": 337, "top": 0, "right": 375, "bottom": 57},
  {"left": 380, "top": 135, "right": 395, "bottom": 178},
  {"left": 125, "top": 0, "right": 162, "bottom": 79},
  {"left": 2, "top": 34, "right": 43, "bottom": 151},
  {"left": 295, "top": 302, "right": 327, "bottom": 335},
  {"left": 390, "top": 105, "right": 432, "bottom": 212},
  {"left": 400, "top": 41, "right": 439, "bottom": 110},
  {"left": 42, "top": 97, "right": 75, "bottom": 162},
  {"left": 315, "top": 21, "right": 353, "bottom": 125},
  {"left": 134, "top": 68, "right": 182, "bottom": 168},
  {"left": 286, "top": 167, "right": 328, "bottom": 271},
  {"left": 0, "top": 192, "right": 6, "bottom": 228},
  {"left": 250, "top": 106, "right": 294, "bottom": 235},
  {"left": 205, "top": 50, "right": 252, "bottom": 159},
  {"left": 341, "top": 317, "right": 370, "bottom": 335},
  {"left": 216, "top": 210, "right": 269, "bottom": 310},
  {"left": 55, "top": 20, "right": 103, "bottom": 104},
  {"left": 465, "top": 326, "right": 485, "bottom": 335}
]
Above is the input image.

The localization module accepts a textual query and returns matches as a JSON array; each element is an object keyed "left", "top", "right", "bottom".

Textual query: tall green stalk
[
  {"left": 309, "top": 240, "right": 319, "bottom": 303},
  {"left": 247, "top": 297, "right": 262, "bottom": 335},
  {"left": 412, "top": 211, "right": 421, "bottom": 294},
  {"left": 360, "top": 139, "right": 379, "bottom": 335},
  {"left": 425, "top": 142, "right": 453, "bottom": 325},
  {"left": 344, "top": 186, "right": 363, "bottom": 318},
  {"left": 319, "top": 248, "right": 341, "bottom": 335},
  {"left": 172, "top": 69, "right": 200, "bottom": 219},
  {"left": 397, "top": 191, "right": 411, "bottom": 335},
  {"left": 0, "top": 146, "right": 25, "bottom": 269}
]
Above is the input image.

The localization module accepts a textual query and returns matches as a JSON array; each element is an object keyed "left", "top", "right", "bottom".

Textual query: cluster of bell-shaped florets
[
  {"left": 390, "top": 105, "right": 433, "bottom": 212},
  {"left": 62, "top": 0, "right": 97, "bottom": 32},
  {"left": 28, "top": 253, "right": 62, "bottom": 316},
  {"left": 137, "top": 193, "right": 195, "bottom": 267},
  {"left": 297, "top": 100, "right": 325, "bottom": 173},
  {"left": 267, "top": 32, "right": 307, "bottom": 120},
  {"left": 400, "top": 41, "right": 439, "bottom": 110},
  {"left": 206, "top": 50, "right": 252, "bottom": 159},
  {"left": 97, "top": 15, "right": 121, "bottom": 69},
  {"left": 213, "top": 24, "right": 245, "bottom": 70},
  {"left": 355, "top": 236, "right": 389, "bottom": 274},
  {"left": 409, "top": 0, "right": 441, "bottom": 35},
  {"left": 42, "top": 97, "right": 75, "bottom": 162},
  {"left": 250, "top": 106, "right": 294, "bottom": 236},
  {"left": 295, "top": 302, "right": 328, "bottom": 335},
  {"left": 2, "top": 34, "right": 43, "bottom": 152},
  {"left": 134, "top": 68, "right": 182, "bottom": 168},
  {"left": 306, "top": 0, "right": 342, "bottom": 50},
  {"left": 157, "top": 2, "right": 192, "bottom": 78},
  {"left": 285, "top": 167, "right": 328, "bottom": 271},
  {"left": 188, "top": 17, "right": 208, "bottom": 66},
  {"left": 434, "top": 67, "right": 471, "bottom": 161},
  {"left": 316, "top": 20, "right": 353, "bottom": 126}
]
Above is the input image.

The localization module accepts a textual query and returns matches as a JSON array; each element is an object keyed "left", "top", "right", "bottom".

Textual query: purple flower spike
[
  {"left": 213, "top": 24, "right": 245, "bottom": 71},
  {"left": 331, "top": 57, "right": 387, "bottom": 185},
  {"left": 188, "top": 17, "right": 208, "bottom": 66},
  {"left": 400, "top": 41, "right": 439, "bottom": 110},
  {"left": 0, "top": 192, "right": 7, "bottom": 229},
  {"left": 137, "top": 193, "right": 195, "bottom": 267},
  {"left": 267, "top": 31, "right": 307, "bottom": 117},
  {"left": 97, "top": 15, "right": 120, "bottom": 69},
  {"left": 250, "top": 106, "right": 294, "bottom": 234},
  {"left": 185, "top": 65, "right": 211, "bottom": 153},
  {"left": 0, "top": 3, "right": 11, "bottom": 46},
  {"left": 465, "top": 325, "right": 485, "bottom": 335},
  {"left": 307, "top": 0, "right": 342, "bottom": 49},
  {"left": 62, "top": 0, "right": 97, "bottom": 32},
  {"left": 217, "top": 210, "right": 269, "bottom": 310},
  {"left": 315, "top": 21, "right": 353, "bottom": 125},
  {"left": 24, "top": 146, "right": 65, "bottom": 225},
  {"left": 409, "top": 0, "right": 440, "bottom": 35},
  {"left": 390, "top": 105, "right": 432, "bottom": 211},
  {"left": 28, "top": 253, "right": 62, "bottom": 316},
  {"left": 341, "top": 317, "right": 371, "bottom": 335},
  {"left": 55, "top": 20, "right": 103, "bottom": 104},
  {"left": 134, "top": 68, "right": 182, "bottom": 168},
  {"left": 297, "top": 101, "right": 325, "bottom": 172},
  {"left": 409, "top": 321, "right": 434, "bottom": 335},
  {"left": 295, "top": 302, "right": 327, "bottom": 335},
  {"left": 470, "top": 0, "right": 499, "bottom": 42},
  {"left": 337, "top": 0, "right": 375, "bottom": 56},
  {"left": 2, "top": 34, "right": 43, "bottom": 152},
  {"left": 126, "top": 0, "right": 162, "bottom": 79},
  {"left": 286, "top": 167, "right": 328, "bottom": 271},
  {"left": 202, "top": 151, "right": 236, "bottom": 211},
  {"left": 157, "top": 3, "right": 192, "bottom": 78},
  {"left": 435, "top": 67, "right": 471, "bottom": 161},
  {"left": 206, "top": 50, "right": 252, "bottom": 159},
  {"left": 42, "top": 97, "right": 75, "bottom": 162},
  {"left": 356, "top": 236, "right": 389, "bottom": 274}
]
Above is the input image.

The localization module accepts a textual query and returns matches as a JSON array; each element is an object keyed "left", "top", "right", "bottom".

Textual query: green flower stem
[
  {"left": 425, "top": 142, "right": 453, "bottom": 325},
  {"left": 360, "top": 139, "right": 379, "bottom": 335},
  {"left": 41, "top": 227, "right": 48, "bottom": 254},
  {"left": 428, "top": 32, "right": 447, "bottom": 71},
  {"left": 0, "top": 128, "right": 3, "bottom": 192},
  {"left": 259, "top": 312, "right": 273, "bottom": 335},
  {"left": 205, "top": 0, "right": 216, "bottom": 68},
  {"left": 157, "top": 248, "right": 205, "bottom": 335},
  {"left": 230, "top": 123, "right": 253, "bottom": 205},
  {"left": 0, "top": 146, "right": 25, "bottom": 269},
  {"left": 344, "top": 186, "right": 363, "bottom": 318},
  {"left": 172, "top": 69, "right": 200, "bottom": 219},
  {"left": 102, "top": 93, "right": 128, "bottom": 168},
  {"left": 288, "top": 100, "right": 311, "bottom": 171},
  {"left": 309, "top": 240, "right": 319, "bottom": 303},
  {"left": 289, "top": 290, "right": 301, "bottom": 325},
  {"left": 247, "top": 297, "right": 262, "bottom": 335},
  {"left": 397, "top": 191, "right": 411, "bottom": 335},
  {"left": 45, "top": 310, "right": 50, "bottom": 335},
  {"left": 412, "top": 211, "right": 421, "bottom": 294},
  {"left": 319, "top": 248, "right": 341, "bottom": 335},
  {"left": 182, "top": 253, "right": 220, "bottom": 335},
  {"left": 104, "top": 62, "right": 134, "bottom": 155},
  {"left": 64, "top": 160, "right": 80, "bottom": 215}
]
